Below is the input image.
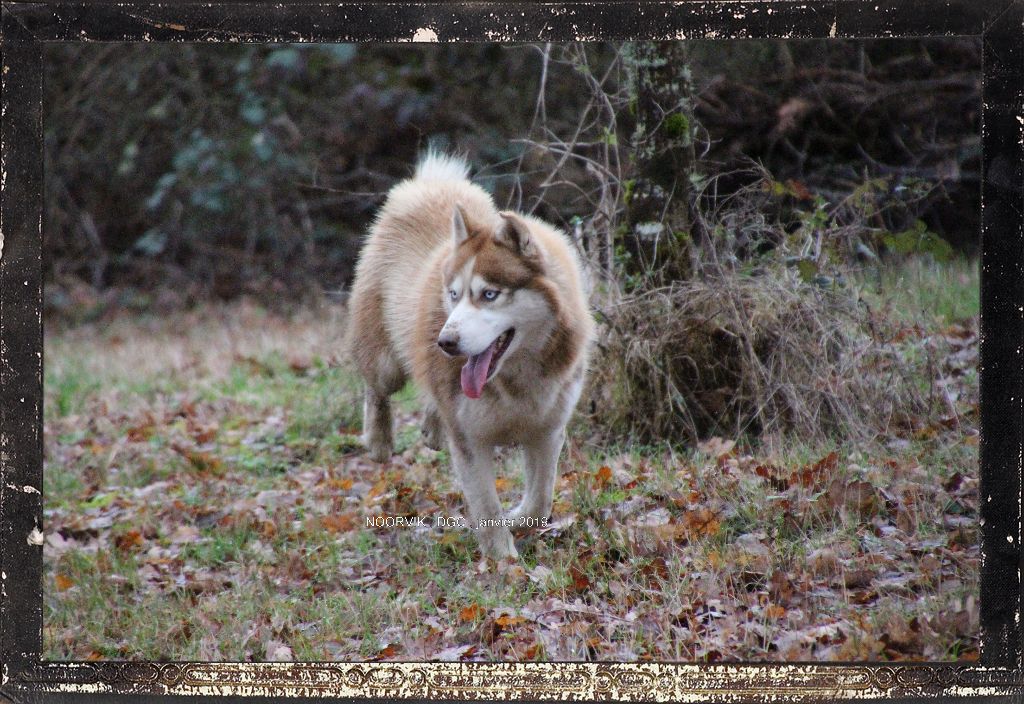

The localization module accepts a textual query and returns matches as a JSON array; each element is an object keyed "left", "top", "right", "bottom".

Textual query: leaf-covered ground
[{"left": 44, "top": 264, "right": 980, "bottom": 662}]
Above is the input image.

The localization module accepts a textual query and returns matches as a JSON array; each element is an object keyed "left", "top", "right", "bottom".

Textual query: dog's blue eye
[
  {"left": 482, "top": 289, "right": 499, "bottom": 301},
  {"left": 450, "top": 289, "right": 458, "bottom": 300}
]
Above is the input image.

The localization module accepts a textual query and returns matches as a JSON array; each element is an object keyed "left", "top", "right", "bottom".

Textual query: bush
[{"left": 584, "top": 266, "right": 946, "bottom": 445}]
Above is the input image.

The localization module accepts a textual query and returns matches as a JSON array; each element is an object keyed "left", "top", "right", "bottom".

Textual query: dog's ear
[
  {"left": 496, "top": 211, "right": 539, "bottom": 259},
  {"left": 452, "top": 204, "right": 471, "bottom": 247}
]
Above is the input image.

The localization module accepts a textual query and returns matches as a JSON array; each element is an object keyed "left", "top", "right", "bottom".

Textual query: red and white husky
[{"left": 347, "top": 151, "right": 593, "bottom": 559}]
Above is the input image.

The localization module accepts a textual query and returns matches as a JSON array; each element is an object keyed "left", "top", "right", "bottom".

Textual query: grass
[
  {"left": 43, "top": 262, "right": 980, "bottom": 662},
  {"left": 859, "top": 256, "right": 979, "bottom": 326}
]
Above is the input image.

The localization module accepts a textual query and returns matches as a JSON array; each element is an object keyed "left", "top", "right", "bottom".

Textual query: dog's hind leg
[
  {"left": 349, "top": 278, "right": 405, "bottom": 462},
  {"left": 362, "top": 388, "right": 392, "bottom": 462},
  {"left": 509, "top": 429, "right": 564, "bottom": 524}
]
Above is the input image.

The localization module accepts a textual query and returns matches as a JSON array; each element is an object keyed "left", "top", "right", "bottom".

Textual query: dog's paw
[
  {"left": 507, "top": 503, "right": 550, "bottom": 527},
  {"left": 421, "top": 428, "right": 445, "bottom": 451},
  {"left": 421, "top": 412, "right": 445, "bottom": 450},
  {"left": 363, "top": 436, "right": 393, "bottom": 463},
  {"left": 479, "top": 527, "right": 519, "bottom": 561}
]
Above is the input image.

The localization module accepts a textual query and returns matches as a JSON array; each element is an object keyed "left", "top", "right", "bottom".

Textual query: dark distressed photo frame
[{"left": 1, "top": 0, "right": 1022, "bottom": 701}]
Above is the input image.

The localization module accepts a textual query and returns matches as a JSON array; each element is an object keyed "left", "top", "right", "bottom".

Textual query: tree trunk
[{"left": 624, "top": 41, "right": 698, "bottom": 282}]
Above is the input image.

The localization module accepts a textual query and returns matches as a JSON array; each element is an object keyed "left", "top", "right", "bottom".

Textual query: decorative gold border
[
  {"left": 3, "top": 1, "right": 1023, "bottom": 702},
  {"left": 12, "top": 662, "right": 1024, "bottom": 699}
]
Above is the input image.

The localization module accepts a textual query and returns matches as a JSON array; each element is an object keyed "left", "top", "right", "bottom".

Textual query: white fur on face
[
  {"left": 440, "top": 266, "right": 553, "bottom": 371},
  {"left": 442, "top": 297, "right": 514, "bottom": 356}
]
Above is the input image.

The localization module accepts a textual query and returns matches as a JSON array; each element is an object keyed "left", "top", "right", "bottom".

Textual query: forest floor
[{"left": 43, "top": 260, "right": 980, "bottom": 662}]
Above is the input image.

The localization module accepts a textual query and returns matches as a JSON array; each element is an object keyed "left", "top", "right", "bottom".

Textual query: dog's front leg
[
  {"left": 451, "top": 441, "right": 518, "bottom": 560},
  {"left": 508, "top": 429, "right": 564, "bottom": 523},
  {"left": 421, "top": 402, "right": 445, "bottom": 451}
]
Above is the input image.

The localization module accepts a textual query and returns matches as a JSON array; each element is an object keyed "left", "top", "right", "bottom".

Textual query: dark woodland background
[{"left": 44, "top": 39, "right": 979, "bottom": 310}]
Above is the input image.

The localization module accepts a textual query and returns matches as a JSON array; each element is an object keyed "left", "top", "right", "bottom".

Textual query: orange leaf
[
  {"left": 371, "top": 643, "right": 400, "bottom": 660},
  {"left": 785, "top": 178, "right": 813, "bottom": 201},
  {"left": 366, "top": 479, "right": 390, "bottom": 500},
  {"left": 683, "top": 508, "right": 721, "bottom": 538},
  {"left": 114, "top": 530, "right": 144, "bottom": 551},
  {"left": 55, "top": 574, "right": 74, "bottom": 591},
  {"left": 766, "top": 604, "right": 786, "bottom": 619},
  {"left": 322, "top": 513, "right": 356, "bottom": 533},
  {"left": 126, "top": 422, "right": 154, "bottom": 442},
  {"left": 495, "top": 614, "right": 526, "bottom": 628},
  {"left": 570, "top": 566, "right": 591, "bottom": 592},
  {"left": 459, "top": 604, "right": 484, "bottom": 622},
  {"left": 594, "top": 465, "right": 612, "bottom": 488},
  {"left": 494, "top": 477, "right": 511, "bottom": 492}
]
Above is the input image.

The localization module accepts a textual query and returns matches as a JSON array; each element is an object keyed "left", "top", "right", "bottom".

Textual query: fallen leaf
[
  {"left": 435, "top": 644, "right": 477, "bottom": 661},
  {"left": 321, "top": 513, "right": 357, "bottom": 533},
  {"left": 495, "top": 614, "right": 526, "bottom": 628},
  {"left": 459, "top": 604, "right": 484, "bottom": 622},
  {"left": 569, "top": 565, "right": 591, "bottom": 593},
  {"left": 842, "top": 568, "right": 875, "bottom": 589},
  {"left": 114, "top": 530, "right": 144, "bottom": 551},
  {"left": 370, "top": 643, "right": 400, "bottom": 660},
  {"left": 265, "top": 639, "right": 293, "bottom": 662},
  {"left": 808, "top": 547, "right": 839, "bottom": 577},
  {"left": 697, "top": 437, "right": 735, "bottom": 460},
  {"left": 169, "top": 525, "right": 201, "bottom": 544},
  {"left": 683, "top": 508, "right": 721, "bottom": 538}
]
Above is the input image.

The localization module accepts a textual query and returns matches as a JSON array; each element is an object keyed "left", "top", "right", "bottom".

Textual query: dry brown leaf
[
  {"left": 321, "top": 513, "right": 357, "bottom": 533},
  {"left": 114, "top": 529, "right": 144, "bottom": 551},
  {"left": 169, "top": 525, "right": 201, "bottom": 544},
  {"left": 842, "top": 568, "right": 875, "bottom": 589},
  {"left": 806, "top": 547, "right": 838, "bottom": 578},
  {"left": 683, "top": 508, "right": 721, "bottom": 538},
  {"left": 435, "top": 644, "right": 477, "bottom": 661},
  {"left": 459, "top": 604, "right": 484, "bottom": 622},
  {"left": 495, "top": 614, "right": 526, "bottom": 628},
  {"left": 370, "top": 643, "right": 401, "bottom": 660},
  {"left": 697, "top": 437, "right": 735, "bottom": 460},
  {"left": 265, "top": 639, "right": 294, "bottom": 662}
]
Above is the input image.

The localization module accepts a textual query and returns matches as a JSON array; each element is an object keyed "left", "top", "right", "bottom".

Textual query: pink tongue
[{"left": 460, "top": 340, "right": 497, "bottom": 399}]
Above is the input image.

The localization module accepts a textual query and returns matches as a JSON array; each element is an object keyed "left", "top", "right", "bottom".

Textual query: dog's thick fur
[{"left": 347, "top": 151, "right": 593, "bottom": 559}]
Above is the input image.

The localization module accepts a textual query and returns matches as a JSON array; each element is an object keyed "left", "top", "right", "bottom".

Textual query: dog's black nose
[{"left": 437, "top": 338, "right": 459, "bottom": 356}]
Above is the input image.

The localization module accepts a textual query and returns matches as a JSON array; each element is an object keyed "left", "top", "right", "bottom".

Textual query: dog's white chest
[{"left": 454, "top": 365, "right": 583, "bottom": 446}]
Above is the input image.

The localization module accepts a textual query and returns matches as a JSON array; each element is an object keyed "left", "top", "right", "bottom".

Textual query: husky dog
[{"left": 347, "top": 151, "right": 593, "bottom": 559}]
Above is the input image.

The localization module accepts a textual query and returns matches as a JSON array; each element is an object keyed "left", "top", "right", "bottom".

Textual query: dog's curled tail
[{"left": 414, "top": 149, "right": 470, "bottom": 182}]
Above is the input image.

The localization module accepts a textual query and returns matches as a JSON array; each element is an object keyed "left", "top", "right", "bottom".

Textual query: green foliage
[
  {"left": 44, "top": 43, "right": 568, "bottom": 301},
  {"left": 663, "top": 112, "right": 690, "bottom": 140},
  {"left": 883, "top": 220, "right": 954, "bottom": 261}
]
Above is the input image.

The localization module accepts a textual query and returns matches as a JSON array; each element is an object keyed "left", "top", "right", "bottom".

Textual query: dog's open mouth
[{"left": 460, "top": 328, "right": 515, "bottom": 399}]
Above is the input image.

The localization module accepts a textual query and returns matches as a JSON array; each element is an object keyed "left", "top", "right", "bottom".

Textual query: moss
[
  {"left": 622, "top": 178, "right": 637, "bottom": 204},
  {"left": 663, "top": 112, "right": 690, "bottom": 139}
]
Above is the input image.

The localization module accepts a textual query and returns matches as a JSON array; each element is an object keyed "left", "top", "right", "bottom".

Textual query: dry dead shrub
[{"left": 583, "top": 269, "right": 933, "bottom": 445}]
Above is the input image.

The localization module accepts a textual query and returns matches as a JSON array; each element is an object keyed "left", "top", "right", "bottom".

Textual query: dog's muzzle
[{"left": 437, "top": 335, "right": 460, "bottom": 356}]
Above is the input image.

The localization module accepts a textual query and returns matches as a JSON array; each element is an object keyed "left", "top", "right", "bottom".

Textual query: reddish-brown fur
[{"left": 346, "top": 154, "right": 592, "bottom": 559}]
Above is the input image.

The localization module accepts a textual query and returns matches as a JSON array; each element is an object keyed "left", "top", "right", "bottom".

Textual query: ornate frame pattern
[{"left": 1, "top": 1, "right": 1022, "bottom": 701}]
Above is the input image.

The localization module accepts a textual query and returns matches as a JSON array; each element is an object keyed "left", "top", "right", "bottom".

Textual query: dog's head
[{"left": 437, "top": 205, "right": 557, "bottom": 399}]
